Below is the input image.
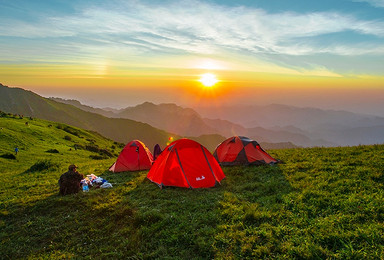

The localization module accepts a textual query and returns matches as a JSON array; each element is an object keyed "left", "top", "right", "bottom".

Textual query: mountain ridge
[
  {"left": 4, "top": 83, "right": 383, "bottom": 147},
  {"left": 52, "top": 96, "right": 384, "bottom": 147},
  {"left": 0, "top": 83, "right": 229, "bottom": 151},
  {"left": 0, "top": 84, "right": 174, "bottom": 150},
  {"left": 50, "top": 97, "right": 320, "bottom": 146},
  {"left": 194, "top": 103, "right": 384, "bottom": 146}
]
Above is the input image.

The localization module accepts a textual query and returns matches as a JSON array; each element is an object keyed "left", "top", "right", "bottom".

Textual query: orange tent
[
  {"left": 213, "top": 136, "right": 278, "bottom": 166},
  {"left": 147, "top": 138, "right": 225, "bottom": 188},
  {"left": 109, "top": 140, "right": 153, "bottom": 172}
]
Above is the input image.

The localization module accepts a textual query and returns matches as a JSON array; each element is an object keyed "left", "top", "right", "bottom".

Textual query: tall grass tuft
[
  {"left": 26, "top": 159, "right": 60, "bottom": 172},
  {"left": 0, "top": 153, "right": 16, "bottom": 159},
  {"left": 45, "top": 149, "right": 59, "bottom": 154}
]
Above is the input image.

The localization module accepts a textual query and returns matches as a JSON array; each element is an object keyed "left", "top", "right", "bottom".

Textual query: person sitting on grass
[{"left": 58, "top": 164, "right": 84, "bottom": 196}]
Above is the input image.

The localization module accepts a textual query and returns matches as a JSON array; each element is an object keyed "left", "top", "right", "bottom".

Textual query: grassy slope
[{"left": 1, "top": 114, "right": 384, "bottom": 259}]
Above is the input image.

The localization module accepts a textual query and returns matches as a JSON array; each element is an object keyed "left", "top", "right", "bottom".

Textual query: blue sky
[{"left": 0, "top": 0, "right": 383, "bottom": 113}]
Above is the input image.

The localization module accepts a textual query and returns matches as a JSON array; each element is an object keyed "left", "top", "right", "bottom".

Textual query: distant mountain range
[
  {"left": 50, "top": 98, "right": 312, "bottom": 146},
  {"left": 3, "top": 83, "right": 384, "bottom": 148},
  {"left": 195, "top": 104, "right": 384, "bottom": 147},
  {"left": 51, "top": 96, "right": 384, "bottom": 147},
  {"left": 0, "top": 84, "right": 181, "bottom": 150},
  {"left": 51, "top": 98, "right": 238, "bottom": 137}
]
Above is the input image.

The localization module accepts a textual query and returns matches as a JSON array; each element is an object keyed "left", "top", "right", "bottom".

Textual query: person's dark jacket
[
  {"left": 59, "top": 170, "right": 84, "bottom": 195},
  {"left": 153, "top": 144, "right": 162, "bottom": 161}
]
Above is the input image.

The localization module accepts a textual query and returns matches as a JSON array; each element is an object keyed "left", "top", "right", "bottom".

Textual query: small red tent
[
  {"left": 213, "top": 136, "right": 278, "bottom": 166},
  {"left": 147, "top": 138, "right": 225, "bottom": 188},
  {"left": 109, "top": 140, "right": 153, "bottom": 172}
]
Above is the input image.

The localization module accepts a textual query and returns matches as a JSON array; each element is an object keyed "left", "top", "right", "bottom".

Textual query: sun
[{"left": 199, "top": 73, "right": 218, "bottom": 87}]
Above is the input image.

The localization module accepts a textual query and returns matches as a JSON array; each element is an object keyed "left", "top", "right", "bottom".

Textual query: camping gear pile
[
  {"left": 109, "top": 136, "right": 279, "bottom": 189},
  {"left": 81, "top": 174, "right": 112, "bottom": 192}
]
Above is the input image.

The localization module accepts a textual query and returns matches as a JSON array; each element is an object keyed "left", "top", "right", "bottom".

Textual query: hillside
[
  {"left": 188, "top": 134, "right": 226, "bottom": 152},
  {"left": 49, "top": 97, "right": 117, "bottom": 118},
  {"left": 0, "top": 84, "right": 175, "bottom": 149},
  {"left": 0, "top": 111, "right": 120, "bottom": 169},
  {"left": 1, "top": 113, "right": 383, "bottom": 258},
  {"left": 118, "top": 102, "right": 219, "bottom": 136},
  {"left": 202, "top": 118, "right": 248, "bottom": 137}
]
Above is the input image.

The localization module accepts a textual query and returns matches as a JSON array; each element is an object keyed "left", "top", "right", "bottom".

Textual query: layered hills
[
  {"left": 52, "top": 95, "right": 384, "bottom": 147},
  {"left": 196, "top": 104, "right": 384, "bottom": 146},
  {"left": 49, "top": 98, "right": 313, "bottom": 147},
  {"left": 3, "top": 83, "right": 384, "bottom": 148},
  {"left": 0, "top": 83, "right": 229, "bottom": 151},
  {"left": 0, "top": 84, "right": 175, "bottom": 150}
]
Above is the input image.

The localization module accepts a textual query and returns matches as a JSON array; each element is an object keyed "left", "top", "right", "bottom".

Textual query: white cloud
[
  {"left": 1, "top": 0, "right": 384, "bottom": 72},
  {"left": 73, "top": 2, "right": 384, "bottom": 56}
]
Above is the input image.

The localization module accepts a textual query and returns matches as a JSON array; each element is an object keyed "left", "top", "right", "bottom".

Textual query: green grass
[{"left": 1, "top": 113, "right": 384, "bottom": 259}]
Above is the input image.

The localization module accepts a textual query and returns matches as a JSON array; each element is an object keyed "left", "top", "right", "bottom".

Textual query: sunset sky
[{"left": 1, "top": 0, "right": 383, "bottom": 114}]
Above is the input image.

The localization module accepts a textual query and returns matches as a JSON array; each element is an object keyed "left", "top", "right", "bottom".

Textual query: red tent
[
  {"left": 147, "top": 138, "right": 225, "bottom": 188},
  {"left": 109, "top": 140, "right": 153, "bottom": 172},
  {"left": 213, "top": 136, "right": 278, "bottom": 166}
]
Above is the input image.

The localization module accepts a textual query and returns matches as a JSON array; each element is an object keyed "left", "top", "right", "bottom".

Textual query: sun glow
[{"left": 199, "top": 73, "right": 218, "bottom": 87}]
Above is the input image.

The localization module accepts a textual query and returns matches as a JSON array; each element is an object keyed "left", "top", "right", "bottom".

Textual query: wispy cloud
[
  {"left": 1, "top": 0, "right": 384, "bottom": 76},
  {"left": 353, "top": 0, "right": 384, "bottom": 8},
  {"left": 2, "top": 1, "right": 383, "bottom": 53}
]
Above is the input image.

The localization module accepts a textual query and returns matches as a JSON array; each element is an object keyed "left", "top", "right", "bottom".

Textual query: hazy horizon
[
  {"left": 1, "top": 0, "right": 384, "bottom": 116},
  {"left": 11, "top": 84, "right": 382, "bottom": 117}
]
